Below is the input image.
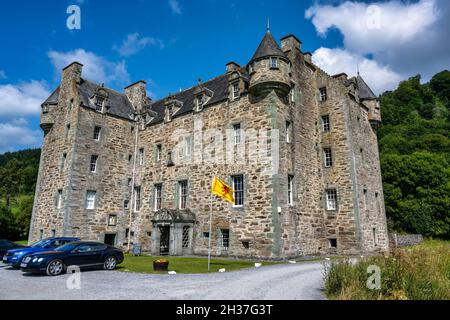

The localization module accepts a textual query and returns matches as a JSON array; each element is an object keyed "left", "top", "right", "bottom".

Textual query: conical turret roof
[{"left": 251, "top": 31, "right": 287, "bottom": 62}]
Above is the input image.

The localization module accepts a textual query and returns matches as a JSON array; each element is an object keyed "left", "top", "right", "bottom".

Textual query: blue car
[{"left": 2, "top": 237, "right": 80, "bottom": 268}]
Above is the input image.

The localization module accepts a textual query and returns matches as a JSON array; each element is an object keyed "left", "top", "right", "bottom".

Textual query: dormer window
[
  {"left": 232, "top": 82, "right": 240, "bottom": 100},
  {"left": 270, "top": 57, "right": 278, "bottom": 69},
  {"left": 95, "top": 96, "right": 105, "bottom": 112},
  {"left": 196, "top": 94, "right": 204, "bottom": 111}
]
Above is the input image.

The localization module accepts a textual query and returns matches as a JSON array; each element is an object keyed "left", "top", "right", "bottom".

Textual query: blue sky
[{"left": 0, "top": 0, "right": 449, "bottom": 153}]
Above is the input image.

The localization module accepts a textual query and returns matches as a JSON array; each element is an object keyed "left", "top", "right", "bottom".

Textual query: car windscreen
[
  {"left": 55, "top": 243, "right": 78, "bottom": 252},
  {"left": 31, "top": 240, "right": 51, "bottom": 248}
]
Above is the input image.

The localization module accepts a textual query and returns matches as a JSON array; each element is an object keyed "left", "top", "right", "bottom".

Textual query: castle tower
[{"left": 248, "top": 30, "right": 291, "bottom": 97}]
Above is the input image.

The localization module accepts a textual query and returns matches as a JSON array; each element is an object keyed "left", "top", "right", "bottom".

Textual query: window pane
[
  {"left": 182, "top": 226, "right": 190, "bottom": 248},
  {"left": 134, "top": 186, "right": 141, "bottom": 212},
  {"left": 90, "top": 155, "right": 98, "bottom": 172},
  {"left": 179, "top": 181, "right": 188, "bottom": 209},
  {"left": 326, "top": 190, "right": 337, "bottom": 211},
  {"left": 233, "top": 124, "right": 241, "bottom": 145},
  {"left": 232, "top": 175, "right": 244, "bottom": 206},
  {"left": 221, "top": 229, "right": 230, "bottom": 250},
  {"left": 86, "top": 191, "right": 96, "bottom": 209}
]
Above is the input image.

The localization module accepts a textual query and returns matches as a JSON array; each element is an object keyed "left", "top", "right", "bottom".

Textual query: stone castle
[{"left": 29, "top": 30, "right": 389, "bottom": 258}]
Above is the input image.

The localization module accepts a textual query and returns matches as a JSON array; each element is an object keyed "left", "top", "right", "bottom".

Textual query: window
[
  {"left": 128, "top": 154, "right": 132, "bottom": 163},
  {"left": 61, "top": 153, "right": 67, "bottom": 171},
  {"left": 286, "top": 121, "right": 292, "bottom": 143},
  {"left": 39, "top": 229, "right": 44, "bottom": 240},
  {"left": 329, "top": 238, "right": 337, "bottom": 248},
  {"left": 196, "top": 94, "right": 204, "bottom": 111},
  {"left": 326, "top": 189, "right": 337, "bottom": 211},
  {"left": 51, "top": 229, "right": 56, "bottom": 237},
  {"left": 156, "top": 144, "right": 162, "bottom": 162},
  {"left": 95, "top": 96, "right": 105, "bottom": 112},
  {"left": 233, "top": 123, "right": 241, "bottom": 145},
  {"left": 182, "top": 226, "right": 190, "bottom": 248},
  {"left": 232, "top": 82, "right": 240, "bottom": 100},
  {"left": 203, "top": 232, "right": 210, "bottom": 238},
  {"left": 319, "top": 87, "right": 327, "bottom": 102},
  {"left": 154, "top": 184, "right": 162, "bottom": 211},
  {"left": 372, "top": 228, "right": 377, "bottom": 246},
  {"left": 65, "top": 124, "right": 70, "bottom": 139},
  {"left": 56, "top": 190, "right": 63, "bottom": 209},
  {"left": 124, "top": 199, "right": 129, "bottom": 210},
  {"left": 270, "top": 57, "right": 278, "bottom": 69},
  {"left": 178, "top": 181, "right": 188, "bottom": 209},
  {"left": 108, "top": 215, "right": 117, "bottom": 226},
  {"left": 134, "top": 186, "right": 141, "bottom": 212},
  {"left": 288, "top": 175, "right": 294, "bottom": 206},
  {"left": 86, "top": 190, "right": 96, "bottom": 210},
  {"left": 364, "top": 189, "right": 368, "bottom": 210},
  {"left": 139, "top": 148, "right": 144, "bottom": 165},
  {"left": 90, "top": 155, "right": 98, "bottom": 173},
  {"left": 93, "top": 126, "right": 102, "bottom": 141},
  {"left": 232, "top": 175, "right": 244, "bottom": 207},
  {"left": 360, "top": 148, "right": 365, "bottom": 163},
  {"left": 321, "top": 115, "right": 330, "bottom": 132},
  {"left": 290, "top": 83, "right": 295, "bottom": 103},
  {"left": 323, "top": 148, "right": 333, "bottom": 167},
  {"left": 220, "top": 229, "right": 230, "bottom": 250},
  {"left": 127, "top": 178, "right": 132, "bottom": 187},
  {"left": 184, "top": 136, "right": 192, "bottom": 157}
]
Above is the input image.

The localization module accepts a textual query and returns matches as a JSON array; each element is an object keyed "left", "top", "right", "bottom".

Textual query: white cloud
[
  {"left": 0, "top": 70, "right": 6, "bottom": 80},
  {"left": 0, "top": 80, "right": 50, "bottom": 116},
  {"left": 47, "top": 49, "right": 130, "bottom": 86},
  {"left": 305, "top": 0, "right": 439, "bottom": 55},
  {"left": 169, "top": 0, "right": 181, "bottom": 14},
  {"left": 305, "top": 0, "right": 450, "bottom": 93},
  {"left": 312, "top": 47, "right": 402, "bottom": 95},
  {"left": 0, "top": 122, "right": 42, "bottom": 153},
  {"left": 113, "top": 33, "right": 164, "bottom": 57}
]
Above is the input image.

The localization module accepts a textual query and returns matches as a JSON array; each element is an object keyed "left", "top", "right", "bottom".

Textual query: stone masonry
[{"left": 29, "top": 30, "right": 389, "bottom": 259}]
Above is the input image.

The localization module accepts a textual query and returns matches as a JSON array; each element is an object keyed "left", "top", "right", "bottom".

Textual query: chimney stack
[
  {"left": 280, "top": 34, "right": 302, "bottom": 53},
  {"left": 125, "top": 80, "right": 147, "bottom": 112},
  {"left": 226, "top": 61, "right": 240, "bottom": 73}
]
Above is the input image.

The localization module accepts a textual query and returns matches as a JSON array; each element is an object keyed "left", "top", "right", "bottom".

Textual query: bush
[{"left": 324, "top": 242, "right": 450, "bottom": 300}]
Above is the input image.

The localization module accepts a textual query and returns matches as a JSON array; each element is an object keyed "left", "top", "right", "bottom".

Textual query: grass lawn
[
  {"left": 16, "top": 240, "right": 28, "bottom": 246},
  {"left": 117, "top": 254, "right": 280, "bottom": 274}
]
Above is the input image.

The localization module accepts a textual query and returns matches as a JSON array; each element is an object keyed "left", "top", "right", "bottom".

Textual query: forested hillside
[{"left": 0, "top": 71, "right": 449, "bottom": 240}]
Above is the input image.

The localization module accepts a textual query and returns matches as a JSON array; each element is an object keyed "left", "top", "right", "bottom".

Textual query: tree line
[{"left": 0, "top": 71, "right": 449, "bottom": 240}]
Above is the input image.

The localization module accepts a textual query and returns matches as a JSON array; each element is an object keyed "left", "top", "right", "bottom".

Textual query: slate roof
[
  {"left": 42, "top": 87, "right": 60, "bottom": 105},
  {"left": 251, "top": 31, "right": 287, "bottom": 62},
  {"left": 356, "top": 75, "right": 377, "bottom": 100}
]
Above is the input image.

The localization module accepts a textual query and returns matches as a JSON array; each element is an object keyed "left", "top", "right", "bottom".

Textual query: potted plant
[{"left": 153, "top": 259, "right": 169, "bottom": 271}]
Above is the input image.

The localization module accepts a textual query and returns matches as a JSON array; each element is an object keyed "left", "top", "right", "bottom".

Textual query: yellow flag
[{"left": 211, "top": 177, "right": 235, "bottom": 205}]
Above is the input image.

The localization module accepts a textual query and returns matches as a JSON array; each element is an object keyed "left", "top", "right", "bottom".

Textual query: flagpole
[{"left": 208, "top": 177, "right": 214, "bottom": 271}]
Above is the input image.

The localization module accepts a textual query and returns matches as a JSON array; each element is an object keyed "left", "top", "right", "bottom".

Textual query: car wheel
[
  {"left": 46, "top": 259, "right": 64, "bottom": 276},
  {"left": 103, "top": 256, "right": 117, "bottom": 270}
]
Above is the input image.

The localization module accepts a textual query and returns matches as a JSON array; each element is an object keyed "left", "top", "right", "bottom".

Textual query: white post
[{"left": 208, "top": 177, "right": 214, "bottom": 271}]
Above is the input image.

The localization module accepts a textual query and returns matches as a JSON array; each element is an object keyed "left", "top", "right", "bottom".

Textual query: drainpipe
[{"left": 127, "top": 116, "right": 140, "bottom": 252}]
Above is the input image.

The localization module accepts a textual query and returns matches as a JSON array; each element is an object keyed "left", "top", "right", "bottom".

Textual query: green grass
[
  {"left": 15, "top": 240, "right": 28, "bottom": 245},
  {"left": 117, "top": 254, "right": 280, "bottom": 274},
  {"left": 324, "top": 240, "right": 450, "bottom": 300}
]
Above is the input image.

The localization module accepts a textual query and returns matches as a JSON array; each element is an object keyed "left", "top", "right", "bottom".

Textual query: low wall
[{"left": 389, "top": 233, "right": 424, "bottom": 248}]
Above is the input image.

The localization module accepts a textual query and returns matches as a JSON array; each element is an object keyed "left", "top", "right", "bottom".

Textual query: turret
[
  {"left": 357, "top": 75, "right": 381, "bottom": 128},
  {"left": 248, "top": 31, "right": 291, "bottom": 97}
]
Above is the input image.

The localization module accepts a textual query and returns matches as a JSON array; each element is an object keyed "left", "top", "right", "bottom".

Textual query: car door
[{"left": 66, "top": 244, "right": 104, "bottom": 267}]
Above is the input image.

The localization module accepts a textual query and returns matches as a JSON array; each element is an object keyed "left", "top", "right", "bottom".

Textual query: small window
[
  {"left": 39, "top": 229, "right": 44, "bottom": 240},
  {"left": 372, "top": 228, "right": 377, "bottom": 246},
  {"left": 233, "top": 123, "right": 241, "bottom": 146},
  {"left": 182, "top": 226, "right": 190, "bottom": 248},
  {"left": 323, "top": 148, "right": 333, "bottom": 167},
  {"left": 321, "top": 115, "right": 330, "bottom": 132},
  {"left": 127, "top": 178, "right": 132, "bottom": 187},
  {"left": 220, "top": 229, "right": 230, "bottom": 250},
  {"left": 203, "top": 232, "right": 210, "bottom": 238},
  {"left": 134, "top": 186, "right": 141, "bottom": 212},
  {"left": 124, "top": 199, "right": 130, "bottom": 209},
  {"left": 364, "top": 189, "right": 368, "bottom": 210},
  {"left": 184, "top": 136, "right": 192, "bottom": 157},
  {"left": 128, "top": 154, "right": 132, "bottom": 162},
  {"left": 232, "top": 82, "right": 240, "bottom": 100},
  {"left": 286, "top": 121, "right": 292, "bottom": 143},
  {"left": 232, "top": 175, "right": 244, "bottom": 207},
  {"left": 108, "top": 215, "right": 117, "bottom": 226},
  {"left": 288, "top": 175, "right": 294, "bottom": 206},
  {"left": 56, "top": 190, "right": 63, "bottom": 209},
  {"left": 156, "top": 144, "right": 162, "bottom": 162},
  {"left": 270, "top": 57, "right": 278, "bottom": 69},
  {"left": 326, "top": 189, "right": 337, "bottom": 211},
  {"left": 329, "top": 238, "right": 337, "bottom": 248},
  {"left": 360, "top": 148, "right": 365, "bottom": 163},
  {"left": 242, "top": 241, "right": 249, "bottom": 249},
  {"left": 93, "top": 126, "right": 102, "bottom": 141},
  {"left": 65, "top": 124, "right": 70, "bottom": 139},
  {"left": 290, "top": 83, "right": 295, "bottom": 103},
  {"left": 319, "top": 87, "right": 327, "bottom": 102},
  {"left": 154, "top": 184, "right": 162, "bottom": 211},
  {"left": 196, "top": 94, "right": 204, "bottom": 111},
  {"left": 178, "top": 181, "right": 188, "bottom": 210},
  {"left": 61, "top": 153, "right": 67, "bottom": 171},
  {"left": 139, "top": 148, "right": 144, "bottom": 165},
  {"left": 90, "top": 155, "right": 98, "bottom": 173},
  {"left": 51, "top": 229, "right": 56, "bottom": 237},
  {"left": 95, "top": 96, "right": 105, "bottom": 112},
  {"left": 86, "top": 190, "right": 96, "bottom": 210}
]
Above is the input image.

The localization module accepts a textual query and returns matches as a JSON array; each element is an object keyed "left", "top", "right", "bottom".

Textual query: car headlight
[
  {"left": 13, "top": 252, "right": 23, "bottom": 257},
  {"left": 32, "top": 257, "right": 43, "bottom": 263}
]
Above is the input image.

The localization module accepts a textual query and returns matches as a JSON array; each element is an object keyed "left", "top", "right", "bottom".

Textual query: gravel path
[{"left": 0, "top": 261, "right": 326, "bottom": 300}]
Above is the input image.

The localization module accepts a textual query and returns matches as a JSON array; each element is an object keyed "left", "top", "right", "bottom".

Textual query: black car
[
  {"left": 0, "top": 240, "right": 25, "bottom": 259},
  {"left": 20, "top": 241, "right": 124, "bottom": 276}
]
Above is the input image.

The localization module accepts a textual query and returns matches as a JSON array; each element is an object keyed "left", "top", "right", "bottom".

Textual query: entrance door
[
  {"left": 104, "top": 234, "right": 116, "bottom": 246},
  {"left": 159, "top": 226, "right": 170, "bottom": 255}
]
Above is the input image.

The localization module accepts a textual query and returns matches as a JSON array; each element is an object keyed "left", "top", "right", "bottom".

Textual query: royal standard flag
[{"left": 211, "top": 177, "right": 235, "bottom": 205}]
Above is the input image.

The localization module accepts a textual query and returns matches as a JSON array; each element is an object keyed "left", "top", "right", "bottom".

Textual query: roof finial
[
  {"left": 267, "top": 17, "right": 270, "bottom": 33},
  {"left": 357, "top": 63, "right": 360, "bottom": 76}
]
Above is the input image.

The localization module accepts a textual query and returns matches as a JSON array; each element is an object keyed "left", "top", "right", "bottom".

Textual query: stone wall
[{"left": 389, "top": 233, "right": 424, "bottom": 247}]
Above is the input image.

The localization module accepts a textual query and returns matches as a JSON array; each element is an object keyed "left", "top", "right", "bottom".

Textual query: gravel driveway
[{"left": 0, "top": 261, "right": 326, "bottom": 300}]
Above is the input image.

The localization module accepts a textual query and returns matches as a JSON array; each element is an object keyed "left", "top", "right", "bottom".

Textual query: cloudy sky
[{"left": 0, "top": 0, "right": 449, "bottom": 153}]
